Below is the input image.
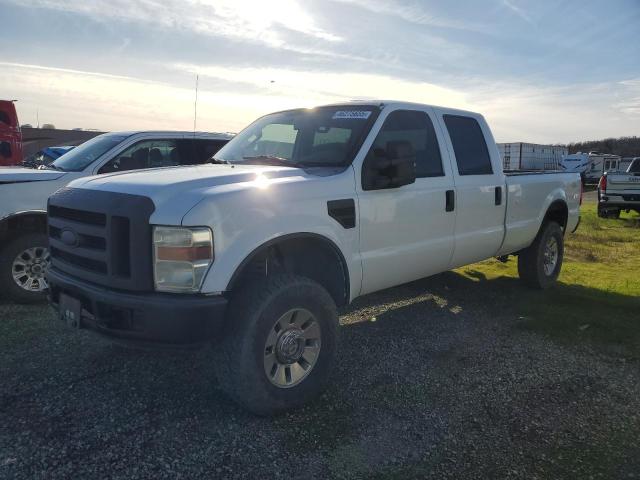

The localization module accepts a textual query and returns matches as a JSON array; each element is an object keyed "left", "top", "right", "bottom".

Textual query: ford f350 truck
[
  {"left": 0, "top": 131, "right": 231, "bottom": 303},
  {"left": 46, "top": 101, "right": 581, "bottom": 415},
  {"left": 597, "top": 158, "right": 640, "bottom": 218}
]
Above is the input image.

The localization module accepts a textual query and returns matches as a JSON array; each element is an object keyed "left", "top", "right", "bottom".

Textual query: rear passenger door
[
  {"left": 357, "top": 107, "right": 456, "bottom": 295},
  {"left": 438, "top": 112, "right": 506, "bottom": 268}
]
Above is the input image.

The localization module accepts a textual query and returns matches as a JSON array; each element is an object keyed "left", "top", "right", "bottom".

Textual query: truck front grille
[
  {"left": 49, "top": 205, "right": 106, "bottom": 226},
  {"left": 47, "top": 188, "right": 155, "bottom": 291}
]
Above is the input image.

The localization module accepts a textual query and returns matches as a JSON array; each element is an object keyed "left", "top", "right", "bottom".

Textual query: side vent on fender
[{"left": 327, "top": 199, "right": 356, "bottom": 229}]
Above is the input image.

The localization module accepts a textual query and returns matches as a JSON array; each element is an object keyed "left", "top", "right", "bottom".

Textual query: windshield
[
  {"left": 629, "top": 160, "right": 640, "bottom": 173},
  {"left": 52, "top": 133, "right": 129, "bottom": 172},
  {"left": 214, "top": 105, "right": 379, "bottom": 167}
]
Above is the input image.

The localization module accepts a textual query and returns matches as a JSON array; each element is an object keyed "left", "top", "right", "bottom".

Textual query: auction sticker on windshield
[{"left": 332, "top": 111, "right": 372, "bottom": 120}]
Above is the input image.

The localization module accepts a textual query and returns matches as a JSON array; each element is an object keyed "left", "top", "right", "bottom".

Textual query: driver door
[{"left": 356, "top": 108, "right": 456, "bottom": 295}]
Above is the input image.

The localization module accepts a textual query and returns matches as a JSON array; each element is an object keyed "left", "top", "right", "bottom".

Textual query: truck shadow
[{"left": 339, "top": 269, "right": 639, "bottom": 360}]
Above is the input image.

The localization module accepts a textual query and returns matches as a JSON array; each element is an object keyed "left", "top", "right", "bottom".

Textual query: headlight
[{"left": 153, "top": 226, "right": 213, "bottom": 293}]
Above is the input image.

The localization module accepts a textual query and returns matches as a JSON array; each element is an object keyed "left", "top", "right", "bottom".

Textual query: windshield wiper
[
  {"left": 241, "top": 155, "right": 302, "bottom": 168},
  {"left": 210, "top": 157, "right": 230, "bottom": 165},
  {"left": 240, "top": 155, "right": 344, "bottom": 169},
  {"left": 43, "top": 164, "right": 65, "bottom": 171}
]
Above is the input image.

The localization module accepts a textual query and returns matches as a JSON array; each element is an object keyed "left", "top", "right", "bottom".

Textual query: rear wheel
[
  {"left": 598, "top": 203, "right": 621, "bottom": 219},
  {"left": 517, "top": 221, "right": 564, "bottom": 290},
  {"left": 215, "top": 274, "right": 338, "bottom": 416},
  {"left": 0, "top": 233, "right": 50, "bottom": 303}
]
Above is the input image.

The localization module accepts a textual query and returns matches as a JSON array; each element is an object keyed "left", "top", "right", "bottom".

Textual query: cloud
[
  {"left": 4, "top": 0, "right": 342, "bottom": 48},
  {"left": 501, "top": 0, "right": 535, "bottom": 25},
  {"left": 6, "top": 60, "right": 637, "bottom": 145},
  {"left": 173, "top": 62, "right": 471, "bottom": 108},
  {"left": 472, "top": 80, "right": 640, "bottom": 143},
  {"left": 331, "top": 0, "right": 491, "bottom": 33},
  {"left": 616, "top": 79, "right": 640, "bottom": 116},
  {"left": 2, "top": 0, "right": 638, "bottom": 145},
  {"left": 0, "top": 62, "right": 149, "bottom": 83}
]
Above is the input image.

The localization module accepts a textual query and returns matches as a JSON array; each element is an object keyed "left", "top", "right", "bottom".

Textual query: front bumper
[{"left": 47, "top": 267, "right": 227, "bottom": 348}]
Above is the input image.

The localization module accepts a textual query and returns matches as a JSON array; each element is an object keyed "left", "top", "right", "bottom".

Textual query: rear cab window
[{"left": 443, "top": 115, "right": 493, "bottom": 175}]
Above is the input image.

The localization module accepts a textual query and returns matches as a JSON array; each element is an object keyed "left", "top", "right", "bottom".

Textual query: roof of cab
[
  {"left": 298, "top": 100, "right": 482, "bottom": 118},
  {"left": 102, "top": 131, "right": 234, "bottom": 139}
]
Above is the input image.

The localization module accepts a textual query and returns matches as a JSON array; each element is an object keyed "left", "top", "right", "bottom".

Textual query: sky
[{"left": 1, "top": 0, "right": 639, "bottom": 144}]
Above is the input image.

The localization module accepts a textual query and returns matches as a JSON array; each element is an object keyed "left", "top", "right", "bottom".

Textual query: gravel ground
[{"left": 1, "top": 272, "right": 639, "bottom": 479}]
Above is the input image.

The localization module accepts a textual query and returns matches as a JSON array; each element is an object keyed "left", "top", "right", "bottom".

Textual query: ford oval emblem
[{"left": 60, "top": 229, "right": 79, "bottom": 247}]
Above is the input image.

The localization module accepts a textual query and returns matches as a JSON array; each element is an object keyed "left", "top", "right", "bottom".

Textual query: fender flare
[
  {"left": 226, "top": 232, "right": 351, "bottom": 304},
  {"left": 0, "top": 210, "right": 48, "bottom": 239}
]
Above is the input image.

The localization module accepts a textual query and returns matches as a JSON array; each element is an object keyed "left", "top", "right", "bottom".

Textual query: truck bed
[{"left": 497, "top": 170, "right": 581, "bottom": 257}]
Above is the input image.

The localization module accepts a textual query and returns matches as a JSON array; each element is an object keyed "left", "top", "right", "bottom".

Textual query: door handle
[
  {"left": 445, "top": 190, "right": 455, "bottom": 212},
  {"left": 495, "top": 186, "right": 502, "bottom": 206}
]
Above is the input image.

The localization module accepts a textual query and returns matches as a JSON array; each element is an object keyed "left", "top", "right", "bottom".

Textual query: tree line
[{"left": 567, "top": 136, "right": 640, "bottom": 157}]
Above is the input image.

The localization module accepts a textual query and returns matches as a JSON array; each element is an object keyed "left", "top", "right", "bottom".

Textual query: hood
[
  {"left": 0, "top": 166, "right": 67, "bottom": 184},
  {"left": 68, "top": 163, "right": 328, "bottom": 223}
]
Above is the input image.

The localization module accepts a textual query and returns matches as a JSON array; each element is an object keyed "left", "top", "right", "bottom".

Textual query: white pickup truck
[
  {"left": 0, "top": 131, "right": 231, "bottom": 303},
  {"left": 597, "top": 158, "right": 640, "bottom": 218},
  {"left": 46, "top": 101, "right": 581, "bottom": 415}
]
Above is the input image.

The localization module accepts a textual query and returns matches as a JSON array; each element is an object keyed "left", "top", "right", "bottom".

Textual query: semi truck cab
[{"left": 0, "top": 100, "right": 23, "bottom": 166}]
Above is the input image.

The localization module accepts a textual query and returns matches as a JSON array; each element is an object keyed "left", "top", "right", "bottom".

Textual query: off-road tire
[
  {"left": 215, "top": 274, "right": 338, "bottom": 416},
  {"left": 517, "top": 221, "right": 564, "bottom": 290},
  {"left": 597, "top": 201, "right": 621, "bottom": 219},
  {"left": 0, "top": 233, "right": 50, "bottom": 304}
]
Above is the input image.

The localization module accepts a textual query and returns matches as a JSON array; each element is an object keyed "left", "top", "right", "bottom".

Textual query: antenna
[
  {"left": 36, "top": 109, "right": 39, "bottom": 129},
  {"left": 193, "top": 74, "right": 199, "bottom": 133}
]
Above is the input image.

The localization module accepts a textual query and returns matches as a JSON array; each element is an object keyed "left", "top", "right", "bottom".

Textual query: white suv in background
[{"left": 0, "top": 131, "right": 232, "bottom": 303}]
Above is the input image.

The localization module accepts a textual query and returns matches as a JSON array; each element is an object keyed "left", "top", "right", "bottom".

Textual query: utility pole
[{"left": 193, "top": 74, "right": 199, "bottom": 133}]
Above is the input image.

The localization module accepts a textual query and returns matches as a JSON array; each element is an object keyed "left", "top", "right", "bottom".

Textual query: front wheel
[
  {"left": 0, "top": 233, "right": 50, "bottom": 303},
  {"left": 517, "top": 221, "right": 564, "bottom": 290},
  {"left": 214, "top": 274, "right": 338, "bottom": 416}
]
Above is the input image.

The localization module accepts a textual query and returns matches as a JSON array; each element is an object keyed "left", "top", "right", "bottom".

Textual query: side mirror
[{"left": 362, "top": 140, "right": 416, "bottom": 191}]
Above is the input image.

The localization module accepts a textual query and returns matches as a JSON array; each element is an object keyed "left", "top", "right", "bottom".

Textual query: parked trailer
[
  {"left": 560, "top": 152, "right": 622, "bottom": 183},
  {"left": 497, "top": 142, "right": 567, "bottom": 171}
]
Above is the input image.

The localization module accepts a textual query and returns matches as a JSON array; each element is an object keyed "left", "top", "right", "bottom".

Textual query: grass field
[{"left": 455, "top": 199, "right": 640, "bottom": 358}]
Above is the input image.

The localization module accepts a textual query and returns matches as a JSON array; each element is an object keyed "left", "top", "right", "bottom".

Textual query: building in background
[
  {"left": 20, "top": 127, "right": 104, "bottom": 159},
  {"left": 497, "top": 142, "right": 568, "bottom": 171}
]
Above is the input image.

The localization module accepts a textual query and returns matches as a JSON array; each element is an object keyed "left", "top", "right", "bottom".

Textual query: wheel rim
[
  {"left": 11, "top": 247, "right": 50, "bottom": 292},
  {"left": 263, "top": 308, "right": 321, "bottom": 388},
  {"left": 542, "top": 237, "right": 558, "bottom": 276}
]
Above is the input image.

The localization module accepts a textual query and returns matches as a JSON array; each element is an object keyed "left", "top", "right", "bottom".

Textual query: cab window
[
  {"left": 99, "top": 140, "right": 179, "bottom": 173},
  {"left": 369, "top": 110, "right": 444, "bottom": 178},
  {"left": 444, "top": 115, "right": 493, "bottom": 175}
]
